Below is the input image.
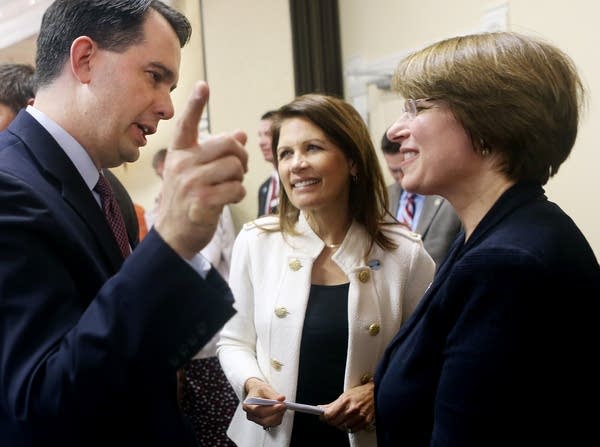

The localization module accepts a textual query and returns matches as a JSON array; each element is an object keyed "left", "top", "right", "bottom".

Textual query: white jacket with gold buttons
[{"left": 217, "top": 214, "right": 435, "bottom": 447}]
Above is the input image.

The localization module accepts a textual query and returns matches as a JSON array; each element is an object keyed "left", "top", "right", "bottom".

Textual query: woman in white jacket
[{"left": 217, "top": 94, "right": 435, "bottom": 447}]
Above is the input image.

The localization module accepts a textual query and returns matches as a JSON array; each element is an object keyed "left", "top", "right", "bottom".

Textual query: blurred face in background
[
  {"left": 258, "top": 118, "right": 274, "bottom": 163},
  {"left": 383, "top": 151, "right": 405, "bottom": 184}
]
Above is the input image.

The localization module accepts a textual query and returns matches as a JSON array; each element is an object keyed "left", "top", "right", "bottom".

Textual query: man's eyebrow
[{"left": 149, "top": 62, "right": 177, "bottom": 91}]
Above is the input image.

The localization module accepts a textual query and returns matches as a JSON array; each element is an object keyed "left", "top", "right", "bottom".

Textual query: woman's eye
[
  {"left": 278, "top": 149, "right": 292, "bottom": 160},
  {"left": 307, "top": 144, "right": 321, "bottom": 151}
]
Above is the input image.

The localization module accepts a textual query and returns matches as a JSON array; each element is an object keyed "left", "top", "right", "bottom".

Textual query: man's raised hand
[{"left": 155, "top": 81, "right": 247, "bottom": 259}]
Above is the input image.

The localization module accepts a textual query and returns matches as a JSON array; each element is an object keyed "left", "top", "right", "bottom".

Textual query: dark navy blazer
[
  {"left": 0, "top": 111, "right": 236, "bottom": 446},
  {"left": 257, "top": 175, "right": 270, "bottom": 218},
  {"left": 375, "top": 182, "right": 600, "bottom": 446}
]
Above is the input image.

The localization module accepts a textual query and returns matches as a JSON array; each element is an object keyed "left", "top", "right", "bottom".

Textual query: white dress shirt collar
[{"left": 26, "top": 105, "right": 100, "bottom": 191}]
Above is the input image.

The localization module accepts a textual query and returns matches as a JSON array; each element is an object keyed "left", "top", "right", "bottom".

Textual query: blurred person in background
[
  {"left": 0, "top": 62, "right": 35, "bottom": 131},
  {"left": 257, "top": 110, "right": 280, "bottom": 217}
]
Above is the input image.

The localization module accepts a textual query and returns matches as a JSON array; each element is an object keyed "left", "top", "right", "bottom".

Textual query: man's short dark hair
[
  {"left": 0, "top": 63, "right": 35, "bottom": 113},
  {"left": 35, "top": 0, "right": 192, "bottom": 88},
  {"left": 261, "top": 110, "right": 277, "bottom": 120},
  {"left": 381, "top": 132, "right": 400, "bottom": 154},
  {"left": 152, "top": 148, "right": 168, "bottom": 171}
]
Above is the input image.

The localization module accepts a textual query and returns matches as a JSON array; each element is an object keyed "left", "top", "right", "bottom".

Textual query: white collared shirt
[{"left": 25, "top": 106, "right": 211, "bottom": 276}]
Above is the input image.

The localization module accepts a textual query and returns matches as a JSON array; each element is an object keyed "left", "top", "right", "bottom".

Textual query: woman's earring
[
  {"left": 479, "top": 138, "right": 491, "bottom": 156},
  {"left": 351, "top": 174, "right": 358, "bottom": 184}
]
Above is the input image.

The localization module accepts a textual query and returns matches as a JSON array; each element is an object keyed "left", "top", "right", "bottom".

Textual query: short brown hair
[
  {"left": 392, "top": 32, "right": 584, "bottom": 185},
  {"left": 0, "top": 63, "right": 35, "bottom": 113},
  {"left": 381, "top": 132, "right": 400, "bottom": 154},
  {"left": 35, "top": 0, "right": 191, "bottom": 88}
]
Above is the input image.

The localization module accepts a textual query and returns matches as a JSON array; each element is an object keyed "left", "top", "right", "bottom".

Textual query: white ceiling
[
  {"left": 0, "top": 0, "right": 180, "bottom": 64},
  {"left": 0, "top": 0, "right": 52, "bottom": 51}
]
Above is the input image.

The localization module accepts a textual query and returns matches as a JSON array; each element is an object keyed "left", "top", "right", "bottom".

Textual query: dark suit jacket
[
  {"left": 0, "top": 111, "right": 236, "bottom": 446},
  {"left": 388, "top": 183, "right": 461, "bottom": 267},
  {"left": 257, "top": 176, "right": 270, "bottom": 218},
  {"left": 375, "top": 182, "right": 600, "bottom": 446}
]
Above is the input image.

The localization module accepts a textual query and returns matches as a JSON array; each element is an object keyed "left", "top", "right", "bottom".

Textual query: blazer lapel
[
  {"left": 387, "top": 183, "right": 401, "bottom": 217},
  {"left": 381, "top": 182, "right": 545, "bottom": 354},
  {"left": 382, "top": 231, "right": 464, "bottom": 352},
  {"left": 416, "top": 195, "right": 444, "bottom": 236},
  {"left": 10, "top": 112, "right": 124, "bottom": 271},
  {"left": 460, "top": 182, "right": 544, "bottom": 252}
]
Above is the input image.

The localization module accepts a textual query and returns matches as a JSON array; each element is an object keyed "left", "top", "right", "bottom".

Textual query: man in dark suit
[
  {"left": 257, "top": 110, "right": 279, "bottom": 217},
  {"left": 0, "top": 1, "right": 247, "bottom": 446},
  {"left": 382, "top": 133, "right": 461, "bottom": 267},
  {"left": 0, "top": 62, "right": 140, "bottom": 248}
]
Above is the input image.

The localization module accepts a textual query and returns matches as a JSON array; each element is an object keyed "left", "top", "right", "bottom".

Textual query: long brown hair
[{"left": 270, "top": 94, "right": 396, "bottom": 254}]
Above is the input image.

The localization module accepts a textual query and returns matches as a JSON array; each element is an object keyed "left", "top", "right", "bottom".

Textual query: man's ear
[{"left": 70, "top": 36, "right": 96, "bottom": 84}]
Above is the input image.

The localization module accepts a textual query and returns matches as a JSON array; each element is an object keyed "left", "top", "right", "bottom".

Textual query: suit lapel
[
  {"left": 10, "top": 112, "right": 124, "bottom": 271},
  {"left": 416, "top": 195, "right": 443, "bottom": 236},
  {"left": 387, "top": 183, "right": 401, "bottom": 217}
]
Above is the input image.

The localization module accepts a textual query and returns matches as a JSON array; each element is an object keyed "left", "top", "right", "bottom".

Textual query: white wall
[
  {"left": 200, "top": 0, "right": 295, "bottom": 229},
  {"left": 2, "top": 0, "right": 597, "bottom": 256},
  {"left": 111, "top": 0, "right": 207, "bottom": 214},
  {"left": 181, "top": 0, "right": 600, "bottom": 256},
  {"left": 121, "top": 0, "right": 296, "bottom": 230}
]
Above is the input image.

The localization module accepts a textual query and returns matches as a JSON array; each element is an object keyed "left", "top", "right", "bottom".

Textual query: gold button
[
  {"left": 289, "top": 259, "right": 302, "bottom": 271},
  {"left": 360, "top": 373, "right": 373, "bottom": 384},
  {"left": 368, "top": 323, "right": 380, "bottom": 336},
  {"left": 274, "top": 307, "right": 289, "bottom": 318},
  {"left": 358, "top": 269, "right": 370, "bottom": 283},
  {"left": 270, "top": 359, "right": 283, "bottom": 371}
]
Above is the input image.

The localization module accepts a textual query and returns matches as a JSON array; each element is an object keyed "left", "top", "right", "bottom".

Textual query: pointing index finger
[{"left": 172, "top": 80, "right": 209, "bottom": 150}]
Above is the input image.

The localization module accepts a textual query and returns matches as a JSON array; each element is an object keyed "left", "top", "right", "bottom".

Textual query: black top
[{"left": 290, "top": 282, "right": 350, "bottom": 447}]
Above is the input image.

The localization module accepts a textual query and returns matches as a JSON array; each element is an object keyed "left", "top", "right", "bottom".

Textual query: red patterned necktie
[
  {"left": 400, "top": 192, "right": 416, "bottom": 230},
  {"left": 94, "top": 174, "right": 130, "bottom": 258}
]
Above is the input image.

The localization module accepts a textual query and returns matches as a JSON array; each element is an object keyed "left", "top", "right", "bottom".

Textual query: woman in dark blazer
[{"left": 375, "top": 31, "right": 600, "bottom": 446}]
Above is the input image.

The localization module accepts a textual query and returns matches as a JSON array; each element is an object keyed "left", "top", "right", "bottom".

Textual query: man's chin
[{"left": 123, "top": 148, "right": 141, "bottom": 164}]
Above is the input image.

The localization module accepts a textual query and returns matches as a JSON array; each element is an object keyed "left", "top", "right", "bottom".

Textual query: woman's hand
[
  {"left": 242, "top": 378, "right": 287, "bottom": 430},
  {"left": 319, "top": 382, "right": 375, "bottom": 433}
]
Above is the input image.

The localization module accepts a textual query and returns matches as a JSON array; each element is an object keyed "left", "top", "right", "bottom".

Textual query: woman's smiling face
[
  {"left": 386, "top": 99, "right": 482, "bottom": 197},
  {"left": 276, "top": 117, "right": 355, "bottom": 214}
]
